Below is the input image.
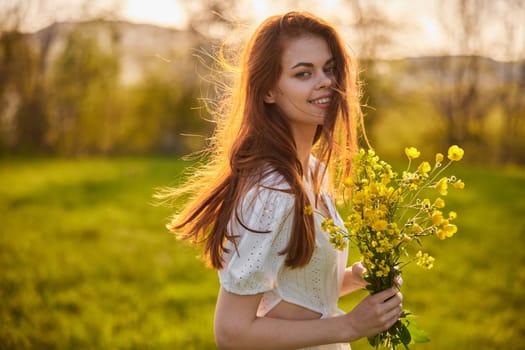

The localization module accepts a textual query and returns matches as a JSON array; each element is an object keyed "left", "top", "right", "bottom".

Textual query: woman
[{"left": 161, "top": 11, "right": 402, "bottom": 350}]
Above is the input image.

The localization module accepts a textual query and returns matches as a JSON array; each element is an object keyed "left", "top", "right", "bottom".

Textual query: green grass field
[{"left": 1, "top": 157, "right": 524, "bottom": 349}]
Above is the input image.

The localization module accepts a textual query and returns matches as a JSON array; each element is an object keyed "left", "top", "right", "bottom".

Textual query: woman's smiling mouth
[{"left": 309, "top": 96, "right": 331, "bottom": 107}]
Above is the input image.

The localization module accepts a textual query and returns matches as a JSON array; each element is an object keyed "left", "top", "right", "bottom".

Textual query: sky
[
  {"left": 122, "top": 0, "right": 186, "bottom": 29},
  {"left": 122, "top": 0, "right": 446, "bottom": 53},
  {"left": 119, "top": 0, "right": 525, "bottom": 60},
  {"left": 4, "top": 0, "right": 524, "bottom": 61},
  {"left": 120, "top": 0, "right": 449, "bottom": 58}
]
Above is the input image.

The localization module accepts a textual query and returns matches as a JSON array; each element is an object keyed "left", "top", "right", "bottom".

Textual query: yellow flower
[
  {"left": 405, "top": 147, "right": 421, "bottom": 160},
  {"left": 353, "top": 191, "right": 366, "bottom": 205},
  {"left": 431, "top": 210, "right": 444, "bottom": 226},
  {"left": 418, "top": 161, "right": 431, "bottom": 174},
  {"left": 443, "top": 223, "right": 457, "bottom": 237},
  {"left": 435, "top": 177, "right": 448, "bottom": 195},
  {"left": 363, "top": 208, "right": 374, "bottom": 220},
  {"left": 376, "top": 238, "right": 392, "bottom": 253},
  {"left": 381, "top": 173, "right": 391, "bottom": 185},
  {"left": 436, "top": 223, "right": 457, "bottom": 239},
  {"left": 411, "top": 223, "right": 424, "bottom": 234},
  {"left": 447, "top": 145, "right": 464, "bottom": 161},
  {"left": 434, "top": 197, "right": 445, "bottom": 208},
  {"left": 372, "top": 220, "right": 388, "bottom": 232},
  {"left": 415, "top": 251, "right": 435, "bottom": 269},
  {"left": 321, "top": 218, "right": 333, "bottom": 232},
  {"left": 329, "top": 232, "right": 348, "bottom": 250},
  {"left": 327, "top": 145, "right": 462, "bottom": 320},
  {"left": 419, "top": 198, "right": 432, "bottom": 211},
  {"left": 303, "top": 205, "right": 313, "bottom": 215},
  {"left": 453, "top": 180, "right": 465, "bottom": 189}
]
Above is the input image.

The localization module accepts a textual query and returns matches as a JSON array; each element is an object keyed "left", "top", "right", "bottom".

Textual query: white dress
[{"left": 219, "top": 161, "right": 351, "bottom": 350}]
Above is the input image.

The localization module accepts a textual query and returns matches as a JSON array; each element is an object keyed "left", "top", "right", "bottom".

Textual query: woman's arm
[{"left": 214, "top": 286, "right": 403, "bottom": 350}]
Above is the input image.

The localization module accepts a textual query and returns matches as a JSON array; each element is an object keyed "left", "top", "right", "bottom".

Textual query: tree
[
  {"left": 494, "top": 0, "right": 525, "bottom": 163},
  {"left": 121, "top": 67, "right": 205, "bottom": 154},
  {"left": 342, "top": 0, "right": 400, "bottom": 138},
  {"left": 0, "top": 0, "right": 121, "bottom": 155},
  {"left": 419, "top": 0, "right": 500, "bottom": 161},
  {"left": 0, "top": 1, "right": 53, "bottom": 153},
  {"left": 48, "top": 24, "right": 121, "bottom": 155}
]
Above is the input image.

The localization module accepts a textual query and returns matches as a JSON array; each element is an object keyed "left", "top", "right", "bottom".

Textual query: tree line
[
  {"left": 1, "top": 0, "right": 524, "bottom": 163},
  {"left": 0, "top": 22, "right": 209, "bottom": 156}
]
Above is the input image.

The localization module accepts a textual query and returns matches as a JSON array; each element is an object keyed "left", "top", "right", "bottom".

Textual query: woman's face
[{"left": 265, "top": 35, "right": 336, "bottom": 128}]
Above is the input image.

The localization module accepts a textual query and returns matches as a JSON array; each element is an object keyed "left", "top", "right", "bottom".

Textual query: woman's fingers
[
  {"left": 375, "top": 289, "right": 403, "bottom": 331},
  {"left": 393, "top": 274, "right": 403, "bottom": 288},
  {"left": 346, "top": 286, "right": 404, "bottom": 339},
  {"left": 352, "top": 261, "right": 367, "bottom": 276},
  {"left": 372, "top": 286, "right": 401, "bottom": 303},
  {"left": 373, "top": 287, "right": 403, "bottom": 320}
]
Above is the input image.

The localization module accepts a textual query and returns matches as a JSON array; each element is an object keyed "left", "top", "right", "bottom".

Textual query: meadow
[{"left": 1, "top": 156, "right": 524, "bottom": 349}]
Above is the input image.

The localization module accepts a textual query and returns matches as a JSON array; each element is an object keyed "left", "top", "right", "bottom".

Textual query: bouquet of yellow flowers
[{"left": 322, "top": 145, "right": 465, "bottom": 349}]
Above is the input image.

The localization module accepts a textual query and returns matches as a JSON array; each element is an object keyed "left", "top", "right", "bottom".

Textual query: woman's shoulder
[
  {"left": 232, "top": 169, "right": 295, "bottom": 236},
  {"left": 243, "top": 169, "right": 294, "bottom": 207},
  {"left": 257, "top": 169, "right": 292, "bottom": 191},
  {"left": 239, "top": 167, "right": 294, "bottom": 208}
]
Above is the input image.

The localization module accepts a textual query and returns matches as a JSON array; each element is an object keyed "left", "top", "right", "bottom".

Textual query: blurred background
[{"left": 1, "top": 0, "right": 524, "bottom": 349}]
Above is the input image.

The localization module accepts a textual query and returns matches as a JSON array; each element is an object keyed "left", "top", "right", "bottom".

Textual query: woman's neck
[{"left": 291, "top": 124, "right": 317, "bottom": 175}]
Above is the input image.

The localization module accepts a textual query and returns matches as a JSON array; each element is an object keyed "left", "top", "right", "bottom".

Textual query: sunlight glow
[
  {"left": 419, "top": 17, "right": 443, "bottom": 47},
  {"left": 250, "top": 0, "right": 271, "bottom": 23},
  {"left": 13, "top": 0, "right": 520, "bottom": 60},
  {"left": 123, "top": 0, "right": 186, "bottom": 28}
]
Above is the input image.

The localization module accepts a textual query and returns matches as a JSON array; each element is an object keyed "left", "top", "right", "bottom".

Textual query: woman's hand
[
  {"left": 340, "top": 261, "right": 368, "bottom": 296},
  {"left": 350, "top": 261, "right": 368, "bottom": 288},
  {"left": 343, "top": 286, "right": 403, "bottom": 340},
  {"left": 394, "top": 273, "right": 403, "bottom": 288}
]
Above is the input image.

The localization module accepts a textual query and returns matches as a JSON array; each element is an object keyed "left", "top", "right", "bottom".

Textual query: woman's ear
[{"left": 264, "top": 90, "right": 276, "bottom": 104}]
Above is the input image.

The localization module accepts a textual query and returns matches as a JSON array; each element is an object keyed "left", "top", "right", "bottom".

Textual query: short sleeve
[{"left": 218, "top": 177, "right": 295, "bottom": 295}]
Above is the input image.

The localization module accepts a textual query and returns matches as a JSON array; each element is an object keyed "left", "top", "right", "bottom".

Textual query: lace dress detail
[{"left": 218, "top": 159, "right": 351, "bottom": 350}]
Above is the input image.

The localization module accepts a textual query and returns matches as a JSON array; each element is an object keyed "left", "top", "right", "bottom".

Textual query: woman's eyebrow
[
  {"left": 290, "top": 57, "right": 335, "bottom": 69},
  {"left": 291, "top": 62, "right": 313, "bottom": 69},
  {"left": 324, "top": 57, "right": 335, "bottom": 66}
]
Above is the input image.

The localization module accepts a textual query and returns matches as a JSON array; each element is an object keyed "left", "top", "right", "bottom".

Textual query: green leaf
[
  {"left": 399, "top": 323, "right": 412, "bottom": 346},
  {"left": 406, "top": 319, "right": 431, "bottom": 344},
  {"left": 368, "top": 334, "right": 380, "bottom": 347}
]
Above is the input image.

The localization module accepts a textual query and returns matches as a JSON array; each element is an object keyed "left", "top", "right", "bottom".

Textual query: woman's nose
[{"left": 316, "top": 73, "right": 332, "bottom": 90}]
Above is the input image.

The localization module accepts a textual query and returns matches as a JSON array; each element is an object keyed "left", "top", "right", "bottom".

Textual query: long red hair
[{"left": 159, "top": 11, "right": 362, "bottom": 269}]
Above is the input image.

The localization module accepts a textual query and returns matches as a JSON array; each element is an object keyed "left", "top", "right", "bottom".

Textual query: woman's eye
[
  {"left": 295, "top": 71, "right": 311, "bottom": 78},
  {"left": 324, "top": 66, "right": 336, "bottom": 75}
]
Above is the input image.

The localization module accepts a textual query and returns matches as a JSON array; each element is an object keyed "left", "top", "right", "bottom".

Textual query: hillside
[
  {"left": 24, "top": 20, "right": 523, "bottom": 87},
  {"left": 26, "top": 20, "right": 203, "bottom": 85}
]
